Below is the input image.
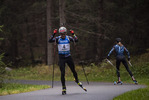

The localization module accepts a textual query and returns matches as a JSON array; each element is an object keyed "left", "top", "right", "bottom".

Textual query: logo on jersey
[{"left": 63, "top": 45, "right": 65, "bottom": 49}]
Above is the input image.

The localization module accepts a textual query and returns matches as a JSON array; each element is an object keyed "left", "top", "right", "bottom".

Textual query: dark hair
[{"left": 116, "top": 38, "right": 121, "bottom": 43}]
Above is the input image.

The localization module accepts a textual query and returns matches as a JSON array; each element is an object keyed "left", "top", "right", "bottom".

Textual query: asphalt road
[{"left": 0, "top": 80, "right": 145, "bottom": 100}]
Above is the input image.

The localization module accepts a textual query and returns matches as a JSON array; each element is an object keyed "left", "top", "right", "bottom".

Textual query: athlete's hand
[
  {"left": 107, "top": 56, "right": 110, "bottom": 60},
  {"left": 53, "top": 29, "right": 57, "bottom": 34},
  {"left": 70, "top": 30, "right": 74, "bottom": 35},
  {"left": 128, "top": 58, "right": 130, "bottom": 61}
]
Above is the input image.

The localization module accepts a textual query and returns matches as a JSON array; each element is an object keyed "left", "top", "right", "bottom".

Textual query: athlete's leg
[
  {"left": 122, "top": 59, "right": 136, "bottom": 80},
  {"left": 59, "top": 57, "right": 66, "bottom": 88},
  {"left": 66, "top": 56, "right": 79, "bottom": 83},
  {"left": 116, "top": 60, "right": 121, "bottom": 81},
  {"left": 122, "top": 59, "right": 133, "bottom": 77}
]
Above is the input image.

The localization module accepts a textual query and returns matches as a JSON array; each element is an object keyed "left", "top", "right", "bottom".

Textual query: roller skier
[
  {"left": 49, "top": 27, "right": 87, "bottom": 95},
  {"left": 107, "top": 38, "right": 138, "bottom": 85}
]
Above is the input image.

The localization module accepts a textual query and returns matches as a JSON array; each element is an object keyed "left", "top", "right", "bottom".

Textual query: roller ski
[
  {"left": 74, "top": 79, "right": 87, "bottom": 92},
  {"left": 77, "top": 82, "right": 87, "bottom": 92},
  {"left": 114, "top": 81, "right": 123, "bottom": 85}
]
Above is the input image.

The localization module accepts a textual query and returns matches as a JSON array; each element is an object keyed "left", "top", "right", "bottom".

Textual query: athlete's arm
[
  {"left": 49, "top": 29, "right": 59, "bottom": 43},
  {"left": 48, "top": 35, "right": 59, "bottom": 43},
  {"left": 68, "top": 35, "right": 78, "bottom": 42},
  {"left": 108, "top": 46, "right": 115, "bottom": 57},
  {"left": 124, "top": 47, "right": 130, "bottom": 59}
]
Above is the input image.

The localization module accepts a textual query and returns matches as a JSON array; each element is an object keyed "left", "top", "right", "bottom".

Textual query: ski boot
[
  {"left": 116, "top": 81, "right": 123, "bottom": 85},
  {"left": 62, "top": 87, "right": 66, "bottom": 95},
  {"left": 133, "top": 80, "right": 138, "bottom": 85},
  {"left": 114, "top": 81, "right": 117, "bottom": 85}
]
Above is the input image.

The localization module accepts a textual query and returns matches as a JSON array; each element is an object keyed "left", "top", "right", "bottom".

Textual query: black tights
[
  {"left": 59, "top": 56, "right": 79, "bottom": 88},
  {"left": 116, "top": 58, "right": 133, "bottom": 80}
]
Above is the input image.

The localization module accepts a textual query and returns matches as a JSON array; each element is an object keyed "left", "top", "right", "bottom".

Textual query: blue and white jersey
[
  {"left": 58, "top": 36, "right": 70, "bottom": 55},
  {"left": 49, "top": 34, "right": 78, "bottom": 57},
  {"left": 108, "top": 44, "right": 130, "bottom": 58}
]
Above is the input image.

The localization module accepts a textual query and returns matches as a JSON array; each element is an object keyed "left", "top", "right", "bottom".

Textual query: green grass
[
  {"left": 113, "top": 87, "right": 149, "bottom": 100},
  {"left": 0, "top": 83, "right": 50, "bottom": 96},
  {"left": 4, "top": 61, "right": 128, "bottom": 82}
]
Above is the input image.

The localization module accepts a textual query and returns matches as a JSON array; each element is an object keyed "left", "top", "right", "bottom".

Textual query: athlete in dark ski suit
[
  {"left": 107, "top": 38, "right": 137, "bottom": 84},
  {"left": 49, "top": 27, "right": 82, "bottom": 94}
]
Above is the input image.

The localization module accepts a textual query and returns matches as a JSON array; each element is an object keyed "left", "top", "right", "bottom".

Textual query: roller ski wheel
[
  {"left": 62, "top": 89, "right": 66, "bottom": 95},
  {"left": 114, "top": 81, "right": 123, "bottom": 85},
  {"left": 77, "top": 82, "right": 87, "bottom": 92},
  {"left": 133, "top": 80, "right": 138, "bottom": 85}
]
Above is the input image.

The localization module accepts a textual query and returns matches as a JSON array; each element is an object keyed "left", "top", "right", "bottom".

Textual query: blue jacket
[{"left": 108, "top": 44, "right": 130, "bottom": 58}]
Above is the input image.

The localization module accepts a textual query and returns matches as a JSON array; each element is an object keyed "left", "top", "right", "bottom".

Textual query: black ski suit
[
  {"left": 108, "top": 44, "right": 133, "bottom": 78},
  {"left": 49, "top": 34, "right": 79, "bottom": 89}
]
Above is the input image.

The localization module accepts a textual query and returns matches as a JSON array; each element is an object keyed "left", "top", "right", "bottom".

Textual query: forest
[{"left": 0, "top": 0, "right": 149, "bottom": 67}]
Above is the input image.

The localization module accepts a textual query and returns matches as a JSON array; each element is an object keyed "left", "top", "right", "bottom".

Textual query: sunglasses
[{"left": 60, "top": 32, "right": 66, "bottom": 35}]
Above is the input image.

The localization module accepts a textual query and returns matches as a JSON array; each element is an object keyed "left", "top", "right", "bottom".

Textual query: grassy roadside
[
  {"left": 113, "top": 79, "right": 149, "bottom": 100},
  {"left": 0, "top": 83, "right": 50, "bottom": 96}
]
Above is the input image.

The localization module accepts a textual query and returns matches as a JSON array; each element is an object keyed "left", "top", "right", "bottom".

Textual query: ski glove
[
  {"left": 128, "top": 58, "right": 130, "bottom": 61},
  {"left": 70, "top": 30, "right": 74, "bottom": 35},
  {"left": 53, "top": 29, "right": 57, "bottom": 34},
  {"left": 107, "top": 56, "right": 110, "bottom": 60}
]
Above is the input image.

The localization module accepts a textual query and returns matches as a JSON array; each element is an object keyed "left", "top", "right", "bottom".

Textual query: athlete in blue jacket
[
  {"left": 107, "top": 38, "right": 137, "bottom": 84},
  {"left": 49, "top": 27, "right": 83, "bottom": 95}
]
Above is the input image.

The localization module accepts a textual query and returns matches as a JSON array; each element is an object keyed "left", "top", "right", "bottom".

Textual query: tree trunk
[
  {"left": 96, "top": 0, "right": 103, "bottom": 62},
  {"left": 47, "top": 0, "right": 53, "bottom": 65},
  {"left": 59, "top": 0, "right": 66, "bottom": 26}
]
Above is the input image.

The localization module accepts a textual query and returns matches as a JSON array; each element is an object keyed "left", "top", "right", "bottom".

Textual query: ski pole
[
  {"left": 106, "top": 59, "right": 114, "bottom": 67},
  {"left": 128, "top": 61, "right": 132, "bottom": 67},
  {"left": 52, "top": 38, "right": 56, "bottom": 88},
  {"left": 106, "top": 59, "right": 119, "bottom": 72},
  {"left": 80, "top": 61, "right": 89, "bottom": 84},
  {"left": 52, "top": 61, "right": 54, "bottom": 88}
]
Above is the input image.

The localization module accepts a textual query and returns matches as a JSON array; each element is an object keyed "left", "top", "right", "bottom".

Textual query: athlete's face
[
  {"left": 117, "top": 42, "right": 121, "bottom": 45},
  {"left": 60, "top": 32, "right": 66, "bottom": 39}
]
